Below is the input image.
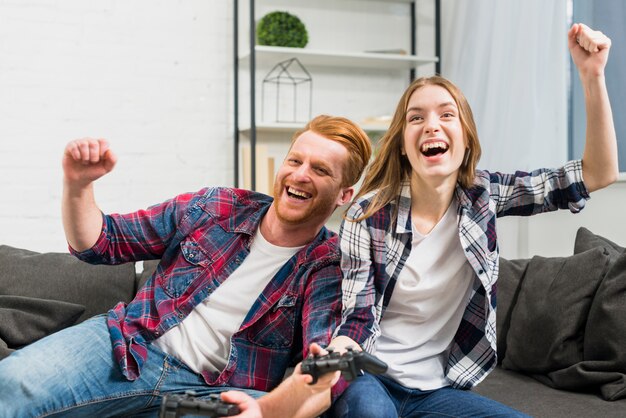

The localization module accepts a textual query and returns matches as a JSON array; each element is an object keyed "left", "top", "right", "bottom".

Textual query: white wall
[
  {"left": 0, "top": 0, "right": 234, "bottom": 252},
  {"left": 2, "top": 1, "right": 622, "bottom": 256},
  {"left": 500, "top": 176, "right": 626, "bottom": 259}
]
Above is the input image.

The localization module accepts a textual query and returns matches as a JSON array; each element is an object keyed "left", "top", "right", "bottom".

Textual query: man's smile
[{"left": 286, "top": 186, "right": 313, "bottom": 200}]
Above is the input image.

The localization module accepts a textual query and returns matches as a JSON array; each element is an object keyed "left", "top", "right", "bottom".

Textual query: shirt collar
[
  {"left": 454, "top": 183, "right": 473, "bottom": 211},
  {"left": 395, "top": 182, "right": 413, "bottom": 234},
  {"left": 395, "top": 181, "right": 472, "bottom": 235}
]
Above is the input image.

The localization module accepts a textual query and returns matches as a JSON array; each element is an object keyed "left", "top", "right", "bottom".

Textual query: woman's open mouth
[{"left": 420, "top": 141, "right": 449, "bottom": 157}]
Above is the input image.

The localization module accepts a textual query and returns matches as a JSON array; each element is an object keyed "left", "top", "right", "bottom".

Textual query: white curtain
[{"left": 440, "top": 0, "right": 569, "bottom": 173}]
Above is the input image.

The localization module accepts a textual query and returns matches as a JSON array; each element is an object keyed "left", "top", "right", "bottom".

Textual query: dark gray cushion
[
  {"left": 0, "top": 295, "right": 84, "bottom": 360},
  {"left": 537, "top": 229, "right": 626, "bottom": 401},
  {"left": 566, "top": 227, "right": 626, "bottom": 400},
  {"left": 579, "top": 250, "right": 626, "bottom": 400},
  {"left": 0, "top": 245, "right": 136, "bottom": 322},
  {"left": 496, "top": 258, "right": 530, "bottom": 364},
  {"left": 574, "top": 227, "right": 624, "bottom": 256},
  {"left": 0, "top": 338, "right": 10, "bottom": 360},
  {"left": 502, "top": 247, "right": 610, "bottom": 373},
  {"left": 137, "top": 259, "right": 160, "bottom": 292}
]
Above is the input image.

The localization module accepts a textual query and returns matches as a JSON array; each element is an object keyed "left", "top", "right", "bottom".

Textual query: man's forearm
[{"left": 62, "top": 180, "right": 104, "bottom": 251}]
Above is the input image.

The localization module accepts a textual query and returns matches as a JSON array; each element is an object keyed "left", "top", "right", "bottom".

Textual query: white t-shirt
[
  {"left": 375, "top": 198, "right": 474, "bottom": 390},
  {"left": 153, "top": 228, "right": 302, "bottom": 374}
]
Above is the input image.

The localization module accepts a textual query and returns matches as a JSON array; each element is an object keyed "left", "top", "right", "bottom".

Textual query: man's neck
[{"left": 259, "top": 207, "right": 322, "bottom": 247}]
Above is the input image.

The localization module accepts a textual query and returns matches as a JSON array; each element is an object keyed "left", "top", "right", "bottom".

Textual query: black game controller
[
  {"left": 159, "top": 391, "right": 241, "bottom": 418},
  {"left": 300, "top": 346, "right": 388, "bottom": 384}
]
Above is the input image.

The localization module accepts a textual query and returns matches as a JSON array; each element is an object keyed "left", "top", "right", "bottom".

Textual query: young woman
[{"left": 326, "top": 23, "right": 617, "bottom": 418}]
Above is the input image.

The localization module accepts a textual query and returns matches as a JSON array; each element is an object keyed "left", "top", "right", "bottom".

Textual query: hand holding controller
[
  {"left": 300, "top": 346, "right": 388, "bottom": 384},
  {"left": 159, "top": 391, "right": 241, "bottom": 418}
]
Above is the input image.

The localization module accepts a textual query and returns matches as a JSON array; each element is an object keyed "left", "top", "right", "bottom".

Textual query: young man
[{"left": 0, "top": 114, "right": 372, "bottom": 417}]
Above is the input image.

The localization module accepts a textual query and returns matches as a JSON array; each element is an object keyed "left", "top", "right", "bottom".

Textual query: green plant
[{"left": 256, "top": 11, "right": 308, "bottom": 48}]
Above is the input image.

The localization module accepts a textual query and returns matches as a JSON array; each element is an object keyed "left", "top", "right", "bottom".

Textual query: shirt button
[
  {"left": 188, "top": 253, "right": 195, "bottom": 259},
  {"left": 178, "top": 313, "right": 184, "bottom": 319},
  {"left": 478, "top": 269, "right": 484, "bottom": 275}
]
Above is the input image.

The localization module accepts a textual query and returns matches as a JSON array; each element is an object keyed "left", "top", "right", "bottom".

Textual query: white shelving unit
[
  {"left": 233, "top": 0, "right": 440, "bottom": 192},
  {"left": 240, "top": 45, "right": 438, "bottom": 70}
]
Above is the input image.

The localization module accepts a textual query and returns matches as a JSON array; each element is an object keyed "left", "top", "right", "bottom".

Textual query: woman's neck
[{"left": 409, "top": 174, "right": 457, "bottom": 235}]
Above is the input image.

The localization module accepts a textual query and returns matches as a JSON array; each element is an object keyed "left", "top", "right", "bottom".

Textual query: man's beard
[{"left": 272, "top": 180, "right": 336, "bottom": 225}]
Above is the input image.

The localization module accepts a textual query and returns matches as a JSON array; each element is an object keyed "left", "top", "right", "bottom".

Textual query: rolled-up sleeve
[
  {"left": 70, "top": 187, "right": 215, "bottom": 264},
  {"left": 489, "top": 159, "right": 590, "bottom": 217}
]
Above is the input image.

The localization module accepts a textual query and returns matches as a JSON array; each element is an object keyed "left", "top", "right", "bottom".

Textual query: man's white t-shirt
[
  {"left": 375, "top": 198, "right": 474, "bottom": 390},
  {"left": 154, "top": 227, "right": 302, "bottom": 374}
]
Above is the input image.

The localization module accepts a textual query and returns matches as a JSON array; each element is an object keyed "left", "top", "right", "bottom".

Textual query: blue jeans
[
  {"left": 326, "top": 373, "right": 530, "bottom": 418},
  {"left": 0, "top": 315, "right": 265, "bottom": 418}
]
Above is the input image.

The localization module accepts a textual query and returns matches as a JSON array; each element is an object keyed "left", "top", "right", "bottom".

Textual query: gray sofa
[{"left": 1, "top": 227, "right": 625, "bottom": 417}]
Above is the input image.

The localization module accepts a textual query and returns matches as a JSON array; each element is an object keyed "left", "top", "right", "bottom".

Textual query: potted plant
[{"left": 256, "top": 11, "right": 308, "bottom": 48}]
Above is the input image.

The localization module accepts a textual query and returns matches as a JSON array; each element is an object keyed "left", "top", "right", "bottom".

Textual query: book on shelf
[{"left": 241, "top": 144, "right": 275, "bottom": 195}]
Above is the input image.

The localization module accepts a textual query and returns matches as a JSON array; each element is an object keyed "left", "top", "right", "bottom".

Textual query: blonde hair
[
  {"left": 291, "top": 115, "right": 372, "bottom": 187},
  {"left": 354, "top": 76, "right": 481, "bottom": 220}
]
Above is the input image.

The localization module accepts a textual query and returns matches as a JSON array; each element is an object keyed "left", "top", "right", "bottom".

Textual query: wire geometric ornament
[{"left": 262, "top": 57, "right": 312, "bottom": 123}]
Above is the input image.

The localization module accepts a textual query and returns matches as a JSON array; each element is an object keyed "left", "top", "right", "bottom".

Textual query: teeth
[
  {"left": 287, "top": 187, "right": 312, "bottom": 199},
  {"left": 420, "top": 141, "right": 448, "bottom": 152}
]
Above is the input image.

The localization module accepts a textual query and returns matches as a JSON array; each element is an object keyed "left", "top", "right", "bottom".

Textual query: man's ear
[{"left": 337, "top": 186, "right": 354, "bottom": 207}]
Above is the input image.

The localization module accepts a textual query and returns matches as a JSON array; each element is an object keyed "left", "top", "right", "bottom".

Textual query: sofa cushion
[
  {"left": 580, "top": 250, "right": 626, "bottom": 400},
  {"left": 502, "top": 247, "right": 610, "bottom": 373},
  {"left": 496, "top": 258, "right": 530, "bottom": 364},
  {"left": 137, "top": 259, "right": 160, "bottom": 291},
  {"left": 0, "top": 245, "right": 136, "bottom": 323},
  {"left": 560, "top": 227, "right": 626, "bottom": 401},
  {"left": 574, "top": 226, "right": 624, "bottom": 257},
  {"left": 0, "top": 295, "right": 85, "bottom": 360},
  {"left": 0, "top": 339, "right": 10, "bottom": 360}
]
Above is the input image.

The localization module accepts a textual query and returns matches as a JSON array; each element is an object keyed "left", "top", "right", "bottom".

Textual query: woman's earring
[{"left": 462, "top": 148, "right": 471, "bottom": 167}]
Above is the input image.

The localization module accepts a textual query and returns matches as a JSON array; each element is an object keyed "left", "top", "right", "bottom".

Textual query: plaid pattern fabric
[
  {"left": 335, "top": 160, "right": 589, "bottom": 389},
  {"left": 72, "top": 187, "right": 343, "bottom": 392}
]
